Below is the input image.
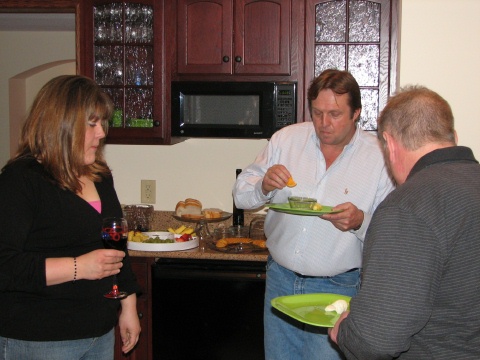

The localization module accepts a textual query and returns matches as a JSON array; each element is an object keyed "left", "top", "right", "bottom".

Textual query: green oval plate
[
  {"left": 266, "top": 203, "right": 343, "bottom": 216},
  {"left": 271, "top": 293, "right": 351, "bottom": 327}
]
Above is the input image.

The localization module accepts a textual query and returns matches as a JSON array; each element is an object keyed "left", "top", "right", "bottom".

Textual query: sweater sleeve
[
  {"left": 337, "top": 205, "right": 442, "bottom": 359},
  {"left": 0, "top": 165, "right": 47, "bottom": 292}
]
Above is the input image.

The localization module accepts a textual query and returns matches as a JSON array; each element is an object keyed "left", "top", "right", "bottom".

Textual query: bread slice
[
  {"left": 176, "top": 198, "right": 203, "bottom": 218},
  {"left": 175, "top": 201, "right": 186, "bottom": 216},
  {"left": 203, "top": 208, "right": 223, "bottom": 219}
]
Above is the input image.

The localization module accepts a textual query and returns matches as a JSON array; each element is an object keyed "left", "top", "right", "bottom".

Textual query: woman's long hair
[{"left": 6, "top": 75, "right": 113, "bottom": 193}]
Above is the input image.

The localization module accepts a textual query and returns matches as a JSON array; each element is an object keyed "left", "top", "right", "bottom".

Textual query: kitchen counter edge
[{"left": 128, "top": 248, "right": 268, "bottom": 262}]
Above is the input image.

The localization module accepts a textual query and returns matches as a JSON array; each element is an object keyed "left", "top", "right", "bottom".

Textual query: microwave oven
[{"left": 171, "top": 81, "right": 297, "bottom": 139}]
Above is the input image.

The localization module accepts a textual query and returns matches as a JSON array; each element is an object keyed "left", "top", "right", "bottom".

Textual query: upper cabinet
[
  {"left": 304, "top": 0, "right": 398, "bottom": 130},
  {"left": 176, "top": 0, "right": 291, "bottom": 75},
  {"left": 80, "top": 0, "right": 168, "bottom": 144}
]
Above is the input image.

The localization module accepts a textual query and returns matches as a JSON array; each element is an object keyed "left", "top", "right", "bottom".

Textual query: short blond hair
[{"left": 377, "top": 85, "right": 456, "bottom": 150}]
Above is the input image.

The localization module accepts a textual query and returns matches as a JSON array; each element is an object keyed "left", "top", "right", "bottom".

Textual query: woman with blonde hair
[{"left": 0, "top": 75, "right": 140, "bottom": 359}]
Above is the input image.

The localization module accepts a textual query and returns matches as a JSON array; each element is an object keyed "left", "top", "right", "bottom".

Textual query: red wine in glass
[{"left": 101, "top": 217, "right": 128, "bottom": 299}]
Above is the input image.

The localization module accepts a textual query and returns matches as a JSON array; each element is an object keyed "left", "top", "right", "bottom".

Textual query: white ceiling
[{"left": 0, "top": 13, "right": 75, "bottom": 31}]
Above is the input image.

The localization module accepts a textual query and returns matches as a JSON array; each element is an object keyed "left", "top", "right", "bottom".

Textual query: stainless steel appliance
[
  {"left": 152, "top": 258, "right": 266, "bottom": 359},
  {"left": 171, "top": 81, "right": 297, "bottom": 139}
]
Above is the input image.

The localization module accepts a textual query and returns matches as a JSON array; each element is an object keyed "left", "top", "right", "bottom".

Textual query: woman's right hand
[{"left": 78, "top": 249, "right": 125, "bottom": 280}]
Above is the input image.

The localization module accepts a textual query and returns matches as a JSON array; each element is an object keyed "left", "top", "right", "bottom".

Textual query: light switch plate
[{"left": 141, "top": 180, "right": 156, "bottom": 204}]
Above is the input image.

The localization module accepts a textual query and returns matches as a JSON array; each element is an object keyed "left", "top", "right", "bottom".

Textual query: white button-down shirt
[{"left": 233, "top": 122, "right": 395, "bottom": 276}]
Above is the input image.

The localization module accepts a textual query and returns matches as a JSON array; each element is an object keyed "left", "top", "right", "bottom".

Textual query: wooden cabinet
[
  {"left": 80, "top": 0, "right": 169, "bottom": 144},
  {"left": 115, "top": 256, "right": 153, "bottom": 360},
  {"left": 176, "top": 0, "right": 291, "bottom": 75}
]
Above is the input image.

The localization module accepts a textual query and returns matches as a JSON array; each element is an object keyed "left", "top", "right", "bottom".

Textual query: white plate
[{"left": 127, "top": 232, "right": 199, "bottom": 252}]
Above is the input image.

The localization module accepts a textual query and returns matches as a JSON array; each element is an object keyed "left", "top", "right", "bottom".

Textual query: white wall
[
  {"left": 1, "top": 0, "right": 479, "bottom": 211},
  {"left": 398, "top": 0, "right": 480, "bottom": 156}
]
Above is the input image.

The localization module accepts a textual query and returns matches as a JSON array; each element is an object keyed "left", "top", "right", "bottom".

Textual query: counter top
[{"left": 128, "top": 242, "right": 268, "bottom": 262}]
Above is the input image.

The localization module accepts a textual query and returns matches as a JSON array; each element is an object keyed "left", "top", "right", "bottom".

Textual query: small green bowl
[{"left": 288, "top": 197, "right": 317, "bottom": 209}]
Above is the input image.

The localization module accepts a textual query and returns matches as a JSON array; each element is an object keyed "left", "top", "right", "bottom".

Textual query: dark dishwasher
[{"left": 152, "top": 258, "right": 266, "bottom": 360}]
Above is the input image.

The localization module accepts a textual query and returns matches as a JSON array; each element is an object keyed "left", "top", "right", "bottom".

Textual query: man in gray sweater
[{"left": 329, "top": 86, "right": 480, "bottom": 359}]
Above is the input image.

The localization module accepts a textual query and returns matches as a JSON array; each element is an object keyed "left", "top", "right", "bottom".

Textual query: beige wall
[
  {"left": 0, "top": 30, "right": 76, "bottom": 166},
  {"left": 9, "top": 60, "right": 76, "bottom": 156},
  {"left": 399, "top": 0, "right": 480, "bottom": 156},
  {"left": 1, "top": 0, "right": 479, "bottom": 212}
]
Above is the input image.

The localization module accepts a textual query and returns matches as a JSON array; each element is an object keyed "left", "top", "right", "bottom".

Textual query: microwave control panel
[{"left": 273, "top": 82, "right": 297, "bottom": 129}]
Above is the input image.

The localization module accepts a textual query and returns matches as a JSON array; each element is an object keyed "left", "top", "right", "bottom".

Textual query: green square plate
[{"left": 271, "top": 293, "right": 351, "bottom": 327}]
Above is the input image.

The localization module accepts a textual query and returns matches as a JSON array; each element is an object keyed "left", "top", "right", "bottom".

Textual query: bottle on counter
[{"left": 233, "top": 169, "right": 244, "bottom": 227}]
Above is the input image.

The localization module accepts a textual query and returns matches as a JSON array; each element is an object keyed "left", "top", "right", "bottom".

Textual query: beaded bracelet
[{"left": 73, "top": 257, "right": 77, "bottom": 282}]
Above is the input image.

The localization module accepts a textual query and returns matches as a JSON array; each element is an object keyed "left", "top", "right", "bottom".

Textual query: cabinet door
[
  {"left": 234, "top": 0, "right": 291, "bottom": 75},
  {"left": 176, "top": 0, "right": 291, "bottom": 75},
  {"left": 304, "top": 0, "right": 398, "bottom": 130},
  {"left": 81, "top": 0, "right": 168, "bottom": 144},
  {"left": 114, "top": 257, "right": 152, "bottom": 360},
  {"left": 177, "top": 0, "right": 233, "bottom": 74}
]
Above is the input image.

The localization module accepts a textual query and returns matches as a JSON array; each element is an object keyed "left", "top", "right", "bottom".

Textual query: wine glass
[{"left": 101, "top": 217, "right": 128, "bottom": 299}]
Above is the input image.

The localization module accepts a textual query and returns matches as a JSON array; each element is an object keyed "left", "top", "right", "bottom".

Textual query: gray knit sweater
[{"left": 337, "top": 146, "right": 480, "bottom": 359}]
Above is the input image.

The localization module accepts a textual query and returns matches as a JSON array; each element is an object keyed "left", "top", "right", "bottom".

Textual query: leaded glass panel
[
  {"left": 349, "top": 0, "right": 380, "bottom": 42},
  {"left": 348, "top": 45, "right": 379, "bottom": 86},
  {"left": 314, "top": 45, "right": 346, "bottom": 77},
  {"left": 308, "top": 0, "right": 395, "bottom": 130},
  {"left": 315, "top": 1, "right": 346, "bottom": 42},
  {"left": 359, "top": 89, "right": 379, "bottom": 131}
]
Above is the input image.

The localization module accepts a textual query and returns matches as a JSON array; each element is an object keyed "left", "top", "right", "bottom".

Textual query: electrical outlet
[{"left": 141, "top": 180, "right": 156, "bottom": 204}]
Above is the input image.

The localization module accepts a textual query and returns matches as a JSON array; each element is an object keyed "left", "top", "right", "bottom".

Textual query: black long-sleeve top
[
  {"left": 0, "top": 157, "right": 140, "bottom": 341},
  {"left": 337, "top": 146, "right": 480, "bottom": 359}
]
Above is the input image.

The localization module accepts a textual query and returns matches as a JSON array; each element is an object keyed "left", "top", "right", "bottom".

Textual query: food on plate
[
  {"left": 128, "top": 231, "right": 149, "bottom": 242},
  {"left": 182, "top": 214, "right": 205, "bottom": 220},
  {"left": 175, "top": 198, "right": 226, "bottom": 220},
  {"left": 312, "top": 203, "right": 323, "bottom": 211},
  {"left": 215, "top": 237, "right": 266, "bottom": 249},
  {"left": 143, "top": 236, "right": 175, "bottom": 244},
  {"left": 168, "top": 225, "right": 195, "bottom": 235},
  {"left": 286, "top": 176, "right": 297, "bottom": 187},
  {"left": 252, "top": 239, "right": 267, "bottom": 248},
  {"left": 176, "top": 233, "right": 193, "bottom": 242},
  {"left": 325, "top": 299, "right": 348, "bottom": 314},
  {"left": 203, "top": 208, "right": 223, "bottom": 219},
  {"left": 175, "top": 198, "right": 203, "bottom": 218},
  {"left": 128, "top": 230, "right": 195, "bottom": 244}
]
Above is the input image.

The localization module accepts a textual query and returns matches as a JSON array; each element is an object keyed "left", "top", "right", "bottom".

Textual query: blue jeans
[
  {"left": 0, "top": 328, "right": 114, "bottom": 360},
  {"left": 264, "top": 257, "right": 360, "bottom": 360}
]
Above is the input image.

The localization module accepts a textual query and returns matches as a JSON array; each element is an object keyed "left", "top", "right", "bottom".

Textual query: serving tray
[{"left": 127, "top": 232, "right": 198, "bottom": 252}]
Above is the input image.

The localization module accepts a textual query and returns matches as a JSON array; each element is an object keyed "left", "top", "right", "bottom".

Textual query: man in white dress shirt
[{"left": 233, "top": 69, "right": 395, "bottom": 360}]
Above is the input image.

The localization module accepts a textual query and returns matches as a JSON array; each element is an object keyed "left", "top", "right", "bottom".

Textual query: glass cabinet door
[
  {"left": 94, "top": 2, "right": 154, "bottom": 128},
  {"left": 306, "top": 0, "right": 398, "bottom": 130}
]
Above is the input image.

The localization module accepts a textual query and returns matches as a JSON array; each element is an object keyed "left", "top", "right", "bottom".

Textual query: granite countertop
[{"left": 128, "top": 242, "right": 268, "bottom": 262}]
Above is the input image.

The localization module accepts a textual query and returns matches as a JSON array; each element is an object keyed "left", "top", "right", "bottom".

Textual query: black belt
[{"left": 294, "top": 268, "right": 359, "bottom": 278}]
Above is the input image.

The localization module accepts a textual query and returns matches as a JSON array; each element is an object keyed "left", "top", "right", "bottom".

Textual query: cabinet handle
[
  {"left": 138, "top": 312, "right": 143, "bottom": 319},
  {"left": 235, "top": 56, "right": 242, "bottom": 63},
  {"left": 222, "top": 56, "right": 230, "bottom": 63},
  {"left": 153, "top": 121, "right": 160, "bottom": 127}
]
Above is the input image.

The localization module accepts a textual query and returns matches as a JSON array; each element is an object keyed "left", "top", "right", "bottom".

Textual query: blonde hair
[{"left": 8, "top": 75, "right": 113, "bottom": 193}]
